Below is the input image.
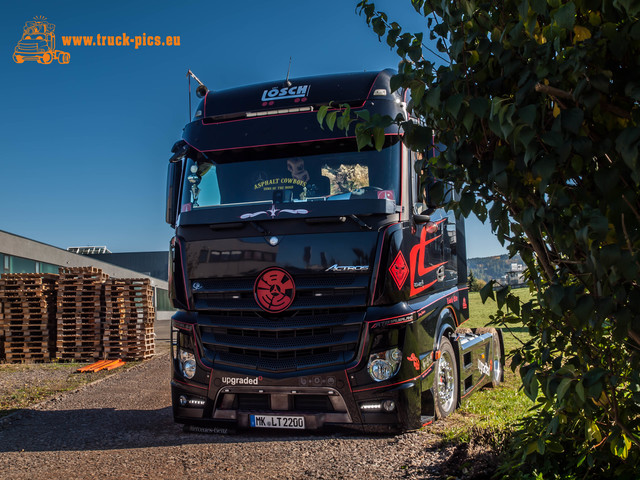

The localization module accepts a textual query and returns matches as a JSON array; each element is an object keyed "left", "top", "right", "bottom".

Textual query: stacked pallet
[
  {"left": 56, "top": 267, "right": 108, "bottom": 361},
  {"left": 0, "top": 273, "right": 58, "bottom": 363},
  {"left": 103, "top": 278, "right": 155, "bottom": 361}
]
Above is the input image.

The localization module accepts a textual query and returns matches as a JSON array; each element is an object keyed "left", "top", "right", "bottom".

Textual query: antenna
[
  {"left": 285, "top": 57, "right": 292, "bottom": 87},
  {"left": 186, "top": 69, "right": 208, "bottom": 121}
]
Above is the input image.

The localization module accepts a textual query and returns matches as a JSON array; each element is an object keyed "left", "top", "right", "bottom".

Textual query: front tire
[
  {"left": 38, "top": 52, "right": 53, "bottom": 64},
  {"left": 432, "top": 336, "right": 458, "bottom": 419}
]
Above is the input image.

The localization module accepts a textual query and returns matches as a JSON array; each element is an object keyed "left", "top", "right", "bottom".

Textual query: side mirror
[
  {"left": 166, "top": 161, "right": 182, "bottom": 227},
  {"left": 169, "top": 140, "right": 188, "bottom": 163},
  {"left": 414, "top": 213, "right": 431, "bottom": 224}
]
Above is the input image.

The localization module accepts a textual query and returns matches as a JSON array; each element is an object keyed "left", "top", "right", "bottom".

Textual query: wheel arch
[{"left": 433, "top": 305, "right": 458, "bottom": 351}]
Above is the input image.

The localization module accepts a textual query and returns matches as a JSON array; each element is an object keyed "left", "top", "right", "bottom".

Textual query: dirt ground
[{"left": 0, "top": 317, "right": 499, "bottom": 479}]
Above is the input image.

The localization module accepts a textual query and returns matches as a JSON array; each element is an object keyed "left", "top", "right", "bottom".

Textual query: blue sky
[{"left": 1, "top": 0, "right": 507, "bottom": 258}]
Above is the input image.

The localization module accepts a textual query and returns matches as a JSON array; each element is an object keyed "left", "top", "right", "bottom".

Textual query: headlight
[
  {"left": 179, "top": 350, "right": 196, "bottom": 379},
  {"left": 367, "top": 348, "right": 402, "bottom": 382}
]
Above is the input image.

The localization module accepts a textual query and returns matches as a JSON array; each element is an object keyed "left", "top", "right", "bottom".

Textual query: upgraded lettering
[{"left": 221, "top": 376, "right": 260, "bottom": 386}]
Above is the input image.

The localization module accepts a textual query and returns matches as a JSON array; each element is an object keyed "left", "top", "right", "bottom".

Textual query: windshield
[{"left": 180, "top": 141, "right": 401, "bottom": 212}]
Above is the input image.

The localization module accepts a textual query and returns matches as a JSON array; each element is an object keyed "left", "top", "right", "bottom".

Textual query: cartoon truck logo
[{"left": 13, "top": 17, "right": 70, "bottom": 65}]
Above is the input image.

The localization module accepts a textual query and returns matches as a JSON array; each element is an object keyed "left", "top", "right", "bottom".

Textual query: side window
[{"left": 411, "top": 151, "right": 429, "bottom": 215}]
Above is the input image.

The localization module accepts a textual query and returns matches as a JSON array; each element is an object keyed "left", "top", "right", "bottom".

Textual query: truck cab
[{"left": 165, "top": 69, "right": 503, "bottom": 433}]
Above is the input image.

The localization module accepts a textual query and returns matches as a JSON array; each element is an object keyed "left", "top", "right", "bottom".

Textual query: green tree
[
  {"left": 468, "top": 269, "right": 487, "bottom": 292},
  {"left": 322, "top": 1, "right": 640, "bottom": 477}
]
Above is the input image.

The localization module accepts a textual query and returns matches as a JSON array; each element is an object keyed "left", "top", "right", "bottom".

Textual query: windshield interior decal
[{"left": 240, "top": 204, "right": 309, "bottom": 219}]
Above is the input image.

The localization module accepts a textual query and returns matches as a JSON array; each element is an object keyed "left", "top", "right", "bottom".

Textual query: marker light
[
  {"left": 367, "top": 348, "right": 402, "bottom": 382},
  {"left": 246, "top": 106, "right": 313, "bottom": 117},
  {"left": 179, "top": 350, "right": 196, "bottom": 379}
]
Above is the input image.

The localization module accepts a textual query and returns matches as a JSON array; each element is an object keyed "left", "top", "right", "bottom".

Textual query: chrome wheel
[
  {"left": 437, "top": 350, "right": 455, "bottom": 412},
  {"left": 432, "top": 336, "right": 458, "bottom": 419}
]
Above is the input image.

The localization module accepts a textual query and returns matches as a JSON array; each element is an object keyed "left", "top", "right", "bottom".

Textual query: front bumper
[{"left": 170, "top": 367, "right": 423, "bottom": 433}]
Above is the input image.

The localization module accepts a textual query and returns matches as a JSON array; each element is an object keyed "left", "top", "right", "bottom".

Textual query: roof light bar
[{"left": 246, "top": 106, "right": 313, "bottom": 118}]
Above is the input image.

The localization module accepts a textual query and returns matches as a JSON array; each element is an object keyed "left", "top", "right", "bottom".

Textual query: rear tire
[{"left": 432, "top": 336, "right": 458, "bottom": 419}]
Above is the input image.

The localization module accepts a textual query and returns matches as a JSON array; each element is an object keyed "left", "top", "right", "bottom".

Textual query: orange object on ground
[{"left": 76, "top": 359, "right": 125, "bottom": 372}]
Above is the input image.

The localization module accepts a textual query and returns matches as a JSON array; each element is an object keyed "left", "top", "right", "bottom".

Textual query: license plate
[{"left": 250, "top": 415, "right": 305, "bottom": 429}]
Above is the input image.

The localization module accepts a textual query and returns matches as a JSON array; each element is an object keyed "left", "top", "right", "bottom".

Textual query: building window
[
  {"left": 10, "top": 256, "right": 37, "bottom": 274},
  {"left": 39, "top": 262, "right": 60, "bottom": 274}
]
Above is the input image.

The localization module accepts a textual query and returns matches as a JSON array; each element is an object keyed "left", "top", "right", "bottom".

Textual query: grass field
[{"left": 434, "top": 289, "right": 535, "bottom": 446}]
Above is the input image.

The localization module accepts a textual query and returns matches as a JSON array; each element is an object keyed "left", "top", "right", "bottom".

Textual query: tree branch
[{"left": 535, "top": 83, "right": 573, "bottom": 100}]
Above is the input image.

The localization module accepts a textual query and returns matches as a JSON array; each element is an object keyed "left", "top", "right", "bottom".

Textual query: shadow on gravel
[{"left": 0, "top": 407, "right": 383, "bottom": 453}]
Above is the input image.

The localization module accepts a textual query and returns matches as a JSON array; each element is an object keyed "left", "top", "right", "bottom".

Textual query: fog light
[
  {"left": 178, "top": 395, "right": 188, "bottom": 407},
  {"left": 179, "top": 350, "right": 196, "bottom": 379},
  {"left": 367, "top": 348, "right": 402, "bottom": 382},
  {"left": 382, "top": 400, "right": 396, "bottom": 412}
]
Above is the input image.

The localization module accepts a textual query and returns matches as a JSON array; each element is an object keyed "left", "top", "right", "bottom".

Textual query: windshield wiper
[
  {"left": 349, "top": 214, "right": 373, "bottom": 231},
  {"left": 249, "top": 221, "right": 270, "bottom": 236}
]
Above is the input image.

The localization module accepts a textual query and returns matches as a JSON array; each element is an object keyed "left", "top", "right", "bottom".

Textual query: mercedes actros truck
[{"left": 165, "top": 69, "right": 504, "bottom": 433}]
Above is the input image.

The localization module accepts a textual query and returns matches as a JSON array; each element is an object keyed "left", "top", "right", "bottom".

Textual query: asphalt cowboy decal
[{"left": 261, "top": 85, "right": 311, "bottom": 102}]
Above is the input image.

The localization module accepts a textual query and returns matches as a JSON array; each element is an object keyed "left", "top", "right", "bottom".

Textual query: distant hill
[{"left": 468, "top": 254, "right": 524, "bottom": 283}]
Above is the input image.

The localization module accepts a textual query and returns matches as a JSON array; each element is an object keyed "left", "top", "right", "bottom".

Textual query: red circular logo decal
[{"left": 253, "top": 267, "right": 296, "bottom": 313}]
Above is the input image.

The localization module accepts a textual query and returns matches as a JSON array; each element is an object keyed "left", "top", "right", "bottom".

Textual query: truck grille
[
  {"left": 193, "top": 273, "right": 369, "bottom": 373},
  {"left": 192, "top": 274, "right": 369, "bottom": 312},
  {"left": 198, "top": 310, "right": 365, "bottom": 372}
]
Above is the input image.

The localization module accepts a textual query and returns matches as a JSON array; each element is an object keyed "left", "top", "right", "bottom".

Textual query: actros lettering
[{"left": 326, "top": 264, "right": 369, "bottom": 272}]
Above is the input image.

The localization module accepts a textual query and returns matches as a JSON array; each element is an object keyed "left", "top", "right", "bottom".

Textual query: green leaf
[
  {"left": 480, "top": 280, "right": 495, "bottom": 302},
  {"left": 616, "top": 127, "right": 640, "bottom": 168},
  {"left": 554, "top": 2, "right": 576, "bottom": 30},
  {"left": 389, "top": 74, "right": 403, "bottom": 94},
  {"left": 470, "top": 97, "right": 488, "bottom": 118},
  {"left": 460, "top": 191, "right": 475, "bottom": 216},
  {"left": 373, "top": 127, "right": 385, "bottom": 151},
  {"left": 356, "top": 130, "right": 372, "bottom": 150},
  {"left": 372, "top": 16, "right": 386, "bottom": 38},
  {"left": 445, "top": 94, "right": 464, "bottom": 117},
  {"left": 519, "top": 105, "right": 537, "bottom": 126},
  {"left": 576, "top": 381, "right": 586, "bottom": 403},
  {"left": 557, "top": 377, "right": 573, "bottom": 401},
  {"left": 412, "top": 82, "right": 426, "bottom": 105},
  {"left": 326, "top": 111, "right": 337, "bottom": 131},
  {"left": 561, "top": 108, "right": 584, "bottom": 135},
  {"left": 424, "top": 86, "right": 441, "bottom": 109},
  {"left": 317, "top": 105, "right": 329, "bottom": 128},
  {"left": 355, "top": 110, "right": 371, "bottom": 122}
]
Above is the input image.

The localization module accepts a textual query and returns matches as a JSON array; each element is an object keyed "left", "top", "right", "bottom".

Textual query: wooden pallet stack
[
  {"left": 0, "top": 273, "right": 58, "bottom": 363},
  {"left": 56, "top": 267, "right": 108, "bottom": 361},
  {"left": 103, "top": 278, "right": 155, "bottom": 360}
]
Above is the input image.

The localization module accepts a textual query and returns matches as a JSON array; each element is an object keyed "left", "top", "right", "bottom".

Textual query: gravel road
[{"left": 0, "top": 336, "right": 494, "bottom": 479}]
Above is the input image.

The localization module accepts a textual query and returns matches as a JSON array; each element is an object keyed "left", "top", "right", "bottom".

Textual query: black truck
[{"left": 165, "top": 69, "right": 504, "bottom": 433}]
